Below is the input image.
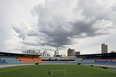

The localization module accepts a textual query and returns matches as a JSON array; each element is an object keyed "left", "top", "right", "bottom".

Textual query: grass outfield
[{"left": 0, "top": 65, "right": 116, "bottom": 77}]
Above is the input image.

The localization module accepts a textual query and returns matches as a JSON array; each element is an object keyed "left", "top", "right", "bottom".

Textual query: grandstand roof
[
  {"left": 76, "top": 53, "right": 116, "bottom": 57},
  {"left": 0, "top": 52, "right": 40, "bottom": 57}
]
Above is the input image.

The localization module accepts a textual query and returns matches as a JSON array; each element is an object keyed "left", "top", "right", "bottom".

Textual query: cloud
[
  {"left": 24, "top": 0, "right": 116, "bottom": 48},
  {"left": 4, "top": 0, "right": 115, "bottom": 53},
  {"left": 1, "top": 0, "right": 116, "bottom": 55},
  {"left": 22, "top": 42, "right": 39, "bottom": 46}
]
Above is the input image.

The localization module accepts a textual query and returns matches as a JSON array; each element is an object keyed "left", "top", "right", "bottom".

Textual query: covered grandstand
[
  {"left": 75, "top": 53, "right": 116, "bottom": 65},
  {"left": 0, "top": 52, "right": 44, "bottom": 64},
  {"left": 0, "top": 52, "right": 116, "bottom": 69}
]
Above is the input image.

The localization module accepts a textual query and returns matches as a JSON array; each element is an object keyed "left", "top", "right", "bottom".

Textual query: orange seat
[
  {"left": 17, "top": 56, "right": 34, "bottom": 63},
  {"left": 33, "top": 57, "right": 46, "bottom": 62}
]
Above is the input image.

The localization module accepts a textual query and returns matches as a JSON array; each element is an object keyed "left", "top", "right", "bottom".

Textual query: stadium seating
[
  {"left": 0, "top": 55, "right": 45, "bottom": 64},
  {"left": 108, "top": 62, "right": 116, "bottom": 65},
  {"left": 33, "top": 57, "right": 46, "bottom": 62},
  {"left": 0, "top": 55, "right": 22, "bottom": 64},
  {"left": 81, "top": 61, "right": 94, "bottom": 64},
  {"left": 17, "top": 56, "right": 34, "bottom": 63},
  {"left": 75, "top": 57, "right": 83, "bottom": 61},
  {"left": 0, "top": 59, "right": 7, "bottom": 64},
  {"left": 70, "top": 61, "right": 80, "bottom": 63},
  {"left": 100, "top": 56, "right": 115, "bottom": 59},
  {"left": 95, "top": 56, "right": 115, "bottom": 63},
  {"left": 84, "top": 56, "right": 99, "bottom": 60},
  {"left": 94, "top": 61, "right": 109, "bottom": 64},
  {"left": 74, "top": 56, "right": 116, "bottom": 65},
  {"left": 0, "top": 54, "right": 116, "bottom": 65}
]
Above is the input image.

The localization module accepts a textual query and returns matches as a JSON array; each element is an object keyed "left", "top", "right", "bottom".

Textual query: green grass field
[{"left": 0, "top": 65, "right": 116, "bottom": 77}]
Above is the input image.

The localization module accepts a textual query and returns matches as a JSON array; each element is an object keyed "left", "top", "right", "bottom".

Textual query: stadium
[
  {"left": 0, "top": 51, "right": 116, "bottom": 77},
  {"left": 1, "top": 0, "right": 116, "bottom": 77}
]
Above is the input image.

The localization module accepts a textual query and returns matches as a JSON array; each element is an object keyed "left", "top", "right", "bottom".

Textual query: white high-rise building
[
  {"left": 54, "top": 49, "right": 59, "bottom": 57},
  {"left": 67, "top": 48, "right": 75, "bottom": 56},
  {"left": 27, "top": 50, "right": 31, "bottom": 54},
  {"left": 101, "top": 43, "right": 108, "bottom": 53},
  {"left": 47, "top": 53, "right": 50, "bottom": 57},
  {"left": 32, "top": 50, "right": 36, "bottom": 55},
  {"left": 40, "top": 53, "right": 43, "bottom": 56},
  {"left": 40, "top": 50, "right": 51, "bottom": 57},
  {"left": 43, "top": 50, "right": 47, "bottom": 57},
  {"left": 37, "top": 50, "right": 40, "bottom": 55}
]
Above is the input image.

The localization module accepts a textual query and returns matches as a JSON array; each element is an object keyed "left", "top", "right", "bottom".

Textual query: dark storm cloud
[
  {"left": 13, "top": 26, "right": 26, "bottom": 40},
  {"left": 22, "top": 42, "right": 40, "bottom": 46},
  {"left": 27, "top": 20, "right": 98, "bottom": 47},
  {"left": 13, "top": 0, "right": 116, "bottom": 49},
  {"left": 71, "top": 21, "right": 97, "bottom": 36},
  {"left": 25, "top": 0, "right": 110, "bottom": 48}
]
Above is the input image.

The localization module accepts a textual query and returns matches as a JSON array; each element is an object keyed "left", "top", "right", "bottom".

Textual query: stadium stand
[
  {"left": 17, "top": 56, "right": 34, "bottom": 63},
  {"left": 84, "top": 56, "right": 99, "bottom": 60},
  {"left": 94, "top": 61, "right": 109, "bottom": 64},
  {"left": 75, "top": 54, "right": 116, "bottom": 65},
  {"left": 0, "top": 59, "right": 7, "bottom": 64},
  {"left": 108, "top": 61, "right": 116, "bottom": 65},
  {"left": 33, "top": 57, "right": 46, "bottom": 62},
  {"left": 0, "top": 52, "right": 116, "bottom": 65},
  {"left": 100, "top": 56, "right": 115, "bottom": 59},
  {"left": 0, "top": 55, "right": 22, "bottom": 64},
  {"left": 70, "top": 61, "right": 80, "bottom": 63},
  {"left": 81, "top": 61, "right": 94, "bottom": 64},
  {"left": 75, "top": 57, "right": 83, "bottom": 61}
]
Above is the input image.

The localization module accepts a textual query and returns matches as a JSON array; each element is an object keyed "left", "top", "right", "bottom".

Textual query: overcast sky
[{"left": 0, "top": 0, "right": 116, "bottom": 56}]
